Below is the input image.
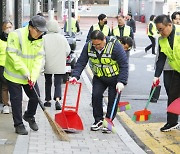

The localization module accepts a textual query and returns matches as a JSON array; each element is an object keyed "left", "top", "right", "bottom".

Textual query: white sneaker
[{"left": 3, "top": 105, "right": 10, "bottom": 114}]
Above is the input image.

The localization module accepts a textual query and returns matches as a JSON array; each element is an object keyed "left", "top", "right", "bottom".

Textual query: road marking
[{"left": 118, "top": 112, "right": 180, "bottom": 154}]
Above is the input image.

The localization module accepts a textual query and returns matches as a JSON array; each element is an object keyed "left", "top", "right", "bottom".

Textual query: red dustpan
[
  {"left": 167, "top": 98, "right": 180, "bottom": 115},
  {"left": 55, "top": 81, "right": 83, "bottom": 132}
]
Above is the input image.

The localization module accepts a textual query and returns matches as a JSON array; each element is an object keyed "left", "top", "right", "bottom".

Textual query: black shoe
[
  {"left": 90, "top": 120, "right": 103, "bottom": 131},
  {"left": 15, "top": 124, "right": 28, "bottom": 135},
  {"left": 44, "top": 101, "right": 51, "bottom": 107},
  {"left": 23, "top": 115, "right": 38, "bottom": 131},
  {"left": 55, "top": 101, "right": 61, "bottom": 110},
  {"left": 152, "top": 53, "right": 156, "bottom": 55},
  {"left": 160, "top": 123, "right": 180, "bottom": 132}
]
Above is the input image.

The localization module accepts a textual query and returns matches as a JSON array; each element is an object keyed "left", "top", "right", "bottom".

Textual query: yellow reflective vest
[
  {"left": 93, "top": 24, "right": 110, "bottom": 36},
  {"left": 147, "top": 21, "right": 157, "bottom": 36},
  {"left": 88, "top": 38, "right": 119, "bottom": 77},
  {"left": 112, "top": 25, "right": 131, "bottom": 37},
  {"left": 0, "top": 39, "right": 7, "bottom": 66},
  {"left": 159, "top": 25, "right": 180, "bottom": 72},
  {"left": 4, "top": 26, "right": 44, "bottom": 84},
  {"left": 66, "top": 18, "right": 77, "bottom": 33}
]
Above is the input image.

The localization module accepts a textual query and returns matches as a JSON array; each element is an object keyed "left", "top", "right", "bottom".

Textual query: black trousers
[
  {"left": 7, "top": 80, "right": 40, "bottom": 127},
  {"left": 167, "top": 71, "right": 179, "bottom": 124},
  {"left": 44, "top": 74, "right": 62, "bottom": 101},
  {"left": 163, "top": 70, "right": 174, "bottom": 96},
  {"left": 145, "top": 36, "right": 156, "bottom": 54},
  {"left": 92, "top": 75, "right": 120, "bottom": 122}
]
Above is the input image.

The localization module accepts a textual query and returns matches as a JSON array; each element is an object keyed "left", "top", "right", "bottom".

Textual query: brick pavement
[{"left": 13, "top": 73, "right": 145, "bottom": 154}]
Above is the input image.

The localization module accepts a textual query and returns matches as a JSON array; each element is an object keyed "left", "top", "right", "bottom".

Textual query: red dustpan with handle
[
  {"left": 167, "top": 98, "right": 180, "bottom": 115},
  {"left": 55, "top": 81, "right": 83, "bottom": 132}
]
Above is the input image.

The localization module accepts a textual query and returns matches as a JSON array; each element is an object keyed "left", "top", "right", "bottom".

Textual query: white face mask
[{"left": 4, "top": 28, "right": 13, "bottom": 34}]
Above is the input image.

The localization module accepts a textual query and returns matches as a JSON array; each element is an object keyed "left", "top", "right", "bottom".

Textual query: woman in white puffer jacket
[{"left": 43, "top": 19, "right": 70, "bottom": 110}]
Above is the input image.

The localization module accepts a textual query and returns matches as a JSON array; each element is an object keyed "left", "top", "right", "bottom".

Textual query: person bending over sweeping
[
  {"left": 69, "top": 30, "right": 128, "bottom": 133},
  {"left": 4, "top": 15, "right": 47, "bottom": 135}
]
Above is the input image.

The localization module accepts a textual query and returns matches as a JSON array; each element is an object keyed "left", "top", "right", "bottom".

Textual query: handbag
[{"left": 149, "top": 85, "right": 161, "bottom": 103}]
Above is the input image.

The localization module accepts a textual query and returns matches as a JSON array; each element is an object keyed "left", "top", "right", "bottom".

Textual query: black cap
[{"left": 31, "top": 15, "right": 47, "bottom": 32}]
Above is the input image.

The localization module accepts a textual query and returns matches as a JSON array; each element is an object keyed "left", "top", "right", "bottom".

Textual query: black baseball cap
[{"left": 31, "top": 15, "right": 47, "bottom": 32}]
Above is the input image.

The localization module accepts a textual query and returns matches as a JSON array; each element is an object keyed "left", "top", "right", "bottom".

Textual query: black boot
[{"left": 23, "top": 115, "right": 38, "bottom": 131}]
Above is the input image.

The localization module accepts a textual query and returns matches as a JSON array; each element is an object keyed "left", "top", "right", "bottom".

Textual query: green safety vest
[
  {"left": 148, "top": 21, "right": 157, "bottom": 36},
  {"left": 93, "top": 24, "right": 110, "bottom": 36},
  {"left": 159, "top": 25, "right": 180, "bottom": 72},
  {"left": 4, "top": 26, "right": 44, "bottom": 84},
  {"left": 88, "top": 38, "right": 119, "bottom": 77},
  {"left": 113, "top": 25, "right": 131, "bottom": 37},
  {"left": 66, "top": 18, "right": 77, "bottom": 33},
  {"left": 0, "top": 39, "right": 7, "bottom": 66}
]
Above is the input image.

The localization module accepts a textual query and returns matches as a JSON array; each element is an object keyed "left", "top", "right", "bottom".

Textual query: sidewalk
[{"left": 12, "top": 73, "right": 145, "bottom": 154}]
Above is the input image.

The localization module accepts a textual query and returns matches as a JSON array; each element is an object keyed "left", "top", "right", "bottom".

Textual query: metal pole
[
  {"left": 68, "top": 0, "right": 72, "bottom": 36},
  {"left": 41, "top": 0, "right": 44, "bottom": 13},
  {"left": 48, "top": 0, "right": 51, "bottom": 10},
  {"left": 30, "top": 0, "right": 38, "bottom": 18},
  {"left": 15, "top": 0, "right": 23, "bottom": 29}
]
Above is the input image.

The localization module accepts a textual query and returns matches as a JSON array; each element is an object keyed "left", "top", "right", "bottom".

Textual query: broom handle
[
  {"left": 145, "top": 86, "right": 156, "bottom": 109},
  {"left": 110, "top": 92, "right": 119, "bottom": 120},
  {"left": 32, "top": 86, "right": 46, "bottom": 111}
]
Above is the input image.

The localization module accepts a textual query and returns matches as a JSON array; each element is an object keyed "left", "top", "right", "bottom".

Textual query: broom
[
  {"left": 117, "top": 101, "right": 131, "bottom": 112},
  {"left": 103, "top": 92, "right": 120, "bottom": 133},
  {"left": 32, "top": 86, "right": 70, "bottom": 141},
  {"left": 132, "top": 86, "right": 157, "bottom": 122}
]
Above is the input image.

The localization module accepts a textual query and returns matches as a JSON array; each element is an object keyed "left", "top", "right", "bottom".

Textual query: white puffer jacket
[{"left": 43, "top": 19, "right": 70, "bottom": 74}]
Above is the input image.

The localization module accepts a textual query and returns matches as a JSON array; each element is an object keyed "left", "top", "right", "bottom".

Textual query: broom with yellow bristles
[{"left": 32, "top": 86, "right": 69, "bottom": 141}]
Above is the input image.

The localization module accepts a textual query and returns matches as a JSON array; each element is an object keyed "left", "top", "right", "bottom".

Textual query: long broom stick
[
  {"left": 103, "top": 92, "right": 120, "bottom": 133},
  {"left": 32, "top": 86, "right": 70, "bottom": 141}
]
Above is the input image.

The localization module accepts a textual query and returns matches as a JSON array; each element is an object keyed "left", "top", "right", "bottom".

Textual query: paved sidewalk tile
[
  {"left": 27, "top": 78, "right": 133, "bottom": 154},
  {"left": 14, "top": 75, "right": 145, "bottom": 154}
]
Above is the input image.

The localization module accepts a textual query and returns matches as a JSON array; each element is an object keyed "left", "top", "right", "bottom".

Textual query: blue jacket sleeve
[
  {"left": 72, "top": 43, "right": 89, "bottom": 79},
  {"left": 111, "top": 41, "right": 128, "bottom": 85},
  {"left": 86, "top": 26, "right": 93, "bottom": 42}
]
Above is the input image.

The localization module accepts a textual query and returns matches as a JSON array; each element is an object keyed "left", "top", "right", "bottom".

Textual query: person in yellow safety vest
[
  {"left": 145, "top": 15, "right": 157, "bottom": 54},
  {"left": 86, "top": 14, "right": 111, "bottom": 42},
  {"left": 155, "top": 12, "right": 180, "bottom": 103},
  {"left": 153, "top": 15, "right": 180, "bottom": 132},
  {"left": 0, "top": 20, "right": 13, "bottom": 114},
  {"left": 112, "top": 15, "right": 134, "bottom": 43},
  {"left": 69, "top": 30, "right": 128, "bottom": 133},
  {"left": 4, "top": 15, "right": 47, "bottom": 135},
  {"left": 64, "top": 12, "right": 80, "bottom": 34}
]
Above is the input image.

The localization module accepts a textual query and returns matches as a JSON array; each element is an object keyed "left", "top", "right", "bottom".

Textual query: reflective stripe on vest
[
  {"left": 159, "top": 25, "right": 180, "bottom": 72},
  {"left": 93, "top": 24, "right": 109, "bottom": 36},
  {"left": 4, "top": 68, "right": 27, "bottom": 80},
  {"left": 88, "top": 38, "right": 119, "bottom": 77},
  {"left": 113, "top": 25, "right": 130, "bottom": 37},
  {"left": 4, "top": 27, "right": 44, "bottom": 84}
]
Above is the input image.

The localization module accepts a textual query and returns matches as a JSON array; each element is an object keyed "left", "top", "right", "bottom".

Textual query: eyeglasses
[
  {"left": 92, "top": 43, "right": 101, "bottom": 47},
  {"left": 157, "top": 26, "right": 167, "bottom": 34}
]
